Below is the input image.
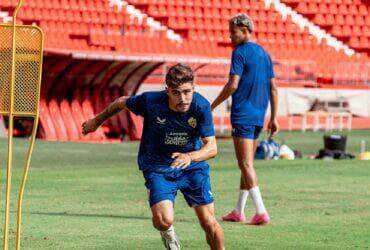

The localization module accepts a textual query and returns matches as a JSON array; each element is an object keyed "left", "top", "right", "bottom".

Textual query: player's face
[
  {"left": 166, "top": 82, "right": 194, "bottom": 113},
  {"left": 229, "top": 24, "right": 248, "bottom": 46}
]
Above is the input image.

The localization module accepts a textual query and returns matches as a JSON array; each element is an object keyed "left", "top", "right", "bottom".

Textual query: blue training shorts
[
  {"left": 232, "top": 124, "right": 263, "bottom": 140},
  {"left": 143, "top": 167, "right": 214, "bottom": 207}
]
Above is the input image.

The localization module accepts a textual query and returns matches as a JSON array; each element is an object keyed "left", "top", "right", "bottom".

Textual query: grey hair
[{"left": 229, "top": 14, "right": 254, "bottom": 33}]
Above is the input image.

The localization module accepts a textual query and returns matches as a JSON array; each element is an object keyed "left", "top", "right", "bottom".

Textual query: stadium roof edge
[{"left": 44, "top": 49, "right": 230, "bottom": 64}]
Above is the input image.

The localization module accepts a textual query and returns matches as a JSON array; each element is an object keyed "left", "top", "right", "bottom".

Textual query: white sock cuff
[
  {"left": 162, "top": 225, "right": 174, "bottom": 233},
  {"left": 248, "top": 186, "right": 260, "bottom": 193}
]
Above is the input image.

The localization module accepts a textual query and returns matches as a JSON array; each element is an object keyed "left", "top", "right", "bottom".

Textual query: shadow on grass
[
  {"left": 28, "top": 211, "right": 151, "bottom": 221},
  {"left": 4, "top": 210, "right": 195, "bottom": 223}
]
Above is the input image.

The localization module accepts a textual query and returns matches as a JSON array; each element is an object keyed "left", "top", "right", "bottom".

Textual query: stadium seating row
[
  {"left": 281, "top": 0, "right": 369, "bottom": 52},
  {"left": 313, "top": 14, "right": 370, "bottom": 26},
  {"left": 1, "top": 0, "right": 368, "bottom": 87},
  {"left": 296, "top": 2, "right": 368, "bottom": 15},
  {"left": 39, "top": 98, "right": 106, "bottom": 141},
  {"left": 19, "top": 7, "right": 132, "bottom": 24},
  {"left": 1, "top": 0, "right": 109, "bottom": 11},
  {"left": 125, "top": 0, "right": 368, "bottom": 78}
]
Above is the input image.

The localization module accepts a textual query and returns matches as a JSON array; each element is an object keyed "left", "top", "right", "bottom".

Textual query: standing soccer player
[
  {"left": 211, "top": 14, "right": 279, "bottom": 225},
  {"left": 82, "top": 64, "right": 224, "bottom": 249}
]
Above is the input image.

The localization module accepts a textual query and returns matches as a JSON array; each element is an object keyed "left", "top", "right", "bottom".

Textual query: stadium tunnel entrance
[{"left": 37, "top": 55, "right": 162, "bottom": 142}]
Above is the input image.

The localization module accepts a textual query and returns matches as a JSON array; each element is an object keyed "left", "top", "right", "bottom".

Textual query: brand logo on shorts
[
  {"left": 156, "top": 117, "right": 166, "bottom": 125},
  {"left": 188, "top": 117, "right": 197, "bottom": 128}
]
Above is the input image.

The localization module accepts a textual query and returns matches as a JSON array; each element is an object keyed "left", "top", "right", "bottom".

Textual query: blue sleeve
[
  {"left": 126, "top": 93, "right": 146, "bottom": 116},
  {"left": 229, "top": 48, "right": 244, "bottom": 76},
  {"left": 268, "top": 54, "right": 275, "bottom": 79},
  {"left": 198, "top": 102, "right": 215, "bottom": 138}
]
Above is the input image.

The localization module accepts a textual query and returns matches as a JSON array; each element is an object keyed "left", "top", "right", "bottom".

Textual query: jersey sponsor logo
[
  {"left": 188, "top": 117, "right": 197, "bottom": 128},
  {"left": 156, "top": 117, "right": 166, "bottom": 125},
  {"left": 164, "top": 132, "right": 189, "bottom": 146}
]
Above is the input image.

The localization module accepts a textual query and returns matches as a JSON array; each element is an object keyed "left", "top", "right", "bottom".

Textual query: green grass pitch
[{"left": 0, "top": 130, "right": 369, "bottom": 249}]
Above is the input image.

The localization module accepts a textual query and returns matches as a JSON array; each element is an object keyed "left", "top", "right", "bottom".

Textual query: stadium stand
[
  {"left": 0, "top": 0, "right": 369, "bottom": 141},
  {"left": 281, "top": 0, "right": 369, "bottom": 54}
]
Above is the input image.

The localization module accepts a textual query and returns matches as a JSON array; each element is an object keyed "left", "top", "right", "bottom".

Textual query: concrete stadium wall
[{"left": 138, "top": 83, "right": 370, "bottom": 117}]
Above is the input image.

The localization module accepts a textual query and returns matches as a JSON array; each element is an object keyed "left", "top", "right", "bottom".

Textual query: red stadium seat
[
  {"left": 71, "top": 99, "right": 92, "bottom": 141},
  {"left": 60, "top": 100, "right": 80, "bottom": 141},
  {"left": 335, "top": 15, "right": 345, "bottom": 25},
  {"left": 349, "top": 37, "right": 360, "bottom": 48},
  {"left": 359, "top": 5, "right": 368, "bottom": 16},
  {"left": 344, "top": 15, "right": 355, "bottom": 26},
  {"left": 338, "top": 4, "right": 349, "bottom": 14},
  {"left": 355, "top": 15, "right": 365, "bottom": 26},
  {"left": 328, "top": 3, "right": 338, "bottom": 14},
  {"left": 352, "top": 25, "right": 362, "bottom": 37},
  {"left": 348, "top": 5, "right": 358, "bottom": 15},
  {"left": 341, "top": 25, "right": 352, "bottom": 37},
  {"left": 39, "top": 100, "right": 58, "bottom": 141},
  {"left": 48, "top": 100, "right": 69, "bottom": 141},
  {"left": 318, "top": 4, "right": 329, "bottom": 14},
  {"left": 307, "top": 3, "right": 319, "bottom": 13},
  {"left": 313, "top": 14, "right": 326, "bottom": 25},
  {"left": 359, "top": 37, "right": 369, "bottom": 49},
  {"left": 325, "top": 14, "right": 335, "bottom": 25}
]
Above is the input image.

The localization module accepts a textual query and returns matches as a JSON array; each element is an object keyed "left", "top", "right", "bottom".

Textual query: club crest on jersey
[
  {"left": 188, "top": 117, "right": 197, "bottom": 128},
  {"left": 156, "top": 117, "right": 166, "bottom": 125}
]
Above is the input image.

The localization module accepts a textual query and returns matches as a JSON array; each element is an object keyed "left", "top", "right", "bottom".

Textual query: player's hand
[
  {"left": 171, "top": 152, "right": 192, "bottom": 169},
  {"left": 82, "top": 119, "right": 99, "bottom": 135},
  {"left": 267, "top": 118, "right": 279, "bottom": 138}
]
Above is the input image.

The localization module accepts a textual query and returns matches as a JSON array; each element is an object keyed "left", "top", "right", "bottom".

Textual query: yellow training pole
[
  {"left": 3, "top": 1, "right": 23, "bottom": 249},
  {"left": 3, "top": 102, "right": 14, "bottom": 250},
  {"left": 15, "top": 22, "right": 44, "bottom": 246},
  {"left": 15, "top": 115, "right": 39, "bottom": 250}
]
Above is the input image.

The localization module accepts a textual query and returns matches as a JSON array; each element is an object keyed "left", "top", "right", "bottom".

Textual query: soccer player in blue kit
[
  {"left": 82, "top": 64, "right": 224, "bottom": 250},
  {"left": 211, "top": 14, "right": 279, "bottom": 225}
]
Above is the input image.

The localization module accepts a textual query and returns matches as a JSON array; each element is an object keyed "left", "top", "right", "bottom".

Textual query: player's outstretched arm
[
  {"left": 171, "top": 136, "right": 218, "bottom": 169},
  {"left": 267, "top": 78, "right": 279, "bottom": 138},
  {"left": 211, "top": 74, "right": 240, "bottom": 111},
  {"left": 82, "top": 96, "right": 129, "bottom": 135}
]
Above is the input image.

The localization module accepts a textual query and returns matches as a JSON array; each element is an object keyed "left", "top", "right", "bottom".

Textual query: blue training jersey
[
  {"left": 229, "top": 41, "right": 275, "bottom": 126},
  {"left": 126, "top": 91, "right": 215, "bottom": 173}
]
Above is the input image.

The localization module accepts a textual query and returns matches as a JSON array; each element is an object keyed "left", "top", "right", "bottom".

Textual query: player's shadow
[{"left": 28, "top": 211, "right": 151, "bottom": 221}]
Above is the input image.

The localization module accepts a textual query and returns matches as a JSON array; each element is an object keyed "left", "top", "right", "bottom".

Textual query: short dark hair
[{"left": 165, "top": 64, "right": 194, "bottom": 88}]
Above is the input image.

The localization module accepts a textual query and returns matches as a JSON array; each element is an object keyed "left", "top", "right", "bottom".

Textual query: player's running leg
[
  {"left": 234, "top": 137, "right": 269, "bottom": 225},
  {"left": 222, "top": 138, "right": 257, "bottom": 222},
  {"left": 194, "top": 203, "right": 224, "bottom": 250},
  {"left": 151, "top": 200, "right": 180, "bottom": 250}
]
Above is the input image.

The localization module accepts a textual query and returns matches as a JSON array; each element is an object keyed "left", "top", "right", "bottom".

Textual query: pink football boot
[
  {"left": 222, "top": 210, "right": 246, "bottom": 222},
  {"left": 248, "top": 213, "right": 270, "bottom": 225}
]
